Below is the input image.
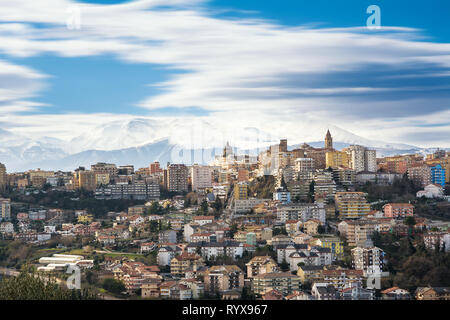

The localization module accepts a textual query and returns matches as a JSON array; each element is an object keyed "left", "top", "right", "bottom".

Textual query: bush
[
  {"left": 102, "top": 278, "right": 125, "bottom": 294},
  {"left": 0, "top": 268, "right": 97, "bottom": 300}
]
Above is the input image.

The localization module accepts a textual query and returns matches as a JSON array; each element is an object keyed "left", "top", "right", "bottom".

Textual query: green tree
[
  {"left": 280, "top": 259, "right": 289, "bottom": 272},
  {"left": 102, "top": 278, "right": 125, "bottom": 294},
  {"left": 0, "top": 268, "right": 97, "bottom": 300},
  {"left": 200, "top": 200, "right": 209, "bottom": 214},
  {"left": 404, "top": 216, "right": 416, "bottom": 227}
]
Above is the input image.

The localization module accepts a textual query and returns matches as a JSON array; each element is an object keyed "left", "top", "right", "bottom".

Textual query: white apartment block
[
  {"left": 0, "top": 198, "right": 11, "bottom": 221},
  {"left": 234, "top": 198, "right": 268, "bottom": 213},
  {"left": 295, "top": 158, "right": 314, "bottom": 172},
  {"left": 344, "top": 145, "right": 377, "bottom": 173},
  {"left": 351, "top": 246, "right": 384, "bottom": 275},
  {"left": 191, "top": 165, "right": 212, "bottom": 192}
]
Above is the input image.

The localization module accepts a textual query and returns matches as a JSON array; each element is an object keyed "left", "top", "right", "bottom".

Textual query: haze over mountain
[{"left": 0, "top": 118, "right": 445, "bottom": 172}]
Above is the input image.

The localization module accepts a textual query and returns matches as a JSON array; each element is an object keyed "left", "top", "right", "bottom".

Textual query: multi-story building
[
  {"left": 234, "top": 182, "right": 248, "bottom": 200},
  {"left": 273, "top": 188, "right": 291, "bottom": 204},
  {"left": 317, "top": 236, "right": 344, "bottom": 259},
  {"left": 233, "top": 198, "right": 268, "bottom": 213},
  {"left": 199, "top": 241, "right": 244, "bottom": 260},
  {"left": 150, "top": 161, "right": 163, "bottom": 174},
  {"left": 170, "top": 252, "right": 204, "bottom": 276},
  {"left": 276, "top": 203, "right": 326, "bottom": 224},
  {"left": 0, "top": 198, "right": 11, "bottom": 221},
  {"left": 91, "top": 162, "right": 118, "bottom": 177},
  {"left": 295, "top": 158, "right": 314, "bottom": 173},
  {"left": 95, "top": 182, "right": 160, "bottom": 200},
  {"left": 408, "top": 165, "right": 432, "bottom": 187},
  {"left": 237, "top": 169, "right": 249, "bottom": 182},
  {"left": 288, "top": 180, "right": 310, "bottom": 201},
  {"left": 191, "top": 164, "right": 212, "bottom": 192},
  {"left": 252, "top": 272, "right": 301, "bottom": 296},
  {"left": 73, "top": 168, "right": 96, "bottom": 191},
  {"left": 331, "top": 167, "right": 356, "bottom": 186},
  {"left": 159, "top": 230, "right": 177, "bottom": 243},
  {"left": 204, "top": 265, "right": 244, "bottom": 294},
  {"left": 377, "top": 154, "right": 423, "bottom": 174},
  {"left": 313, "top": 170, "right": 337, "bottom": 200},
  {"left": 423, "top": 232, "right": 450, "bottom": 252},
  {"left": 246, "top": 256, "right": 278, "bottom": 278},
  {"left": 326, "top": 151, "right": 349, "bottom": 169},
  {"left": 335, "top": 192, "right": 370, "bottom": 219},
  {"left": 167, "top": 164, "right": 188, "bottom": 193},
  {"left": 297, "top": 265, "right": 324, "bottom": 283},
  {"left": 321, "top": 269, "right": 364, "bottom": 289},
  {"left": 95, "top": 173, "right": 110, "bottom": 186},
  {"left": 0, "top": 163, "right": 7, "bottom": 189},
  {"left": 351, "top": 246, "right": 384, "bottom": 275},
  {"left": 311, "top": 283, "right": 339, "bottom": 300},
  {"left": 341, "top": 219, "right": 377, "bottom": 247},
  {"left": 430, "top": 164, "right": 446, "bottom": 187},
  {"left": 342, "top": 145, "right": 376, "bottom": 173},
  {"left": 383, "top": 203, "right": 414, "bottom": 219}
]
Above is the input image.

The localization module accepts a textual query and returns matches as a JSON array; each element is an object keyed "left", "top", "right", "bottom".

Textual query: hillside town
[{"left": 0, "top": 131, "right": 449, "bottom": 300}]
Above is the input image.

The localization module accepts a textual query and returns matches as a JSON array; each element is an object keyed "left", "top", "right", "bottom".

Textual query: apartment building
[
  {"left": 342, "top": 145, "right": 377, "bottom": 173},
  {"left": 170, "top": 252, "right": 204, "bottom": 276},
  {"left": 408, "top": 165, "right": 432, "bottom": 187},
  {"left": 430, "top": 164, "right": 446, "bottom": 187},
  {"left": 335, "top": 192, "right": 370, "bottom": 219},
  {"left": 295, "top": 158, "right": 314, "bottom": 172},
  {"left": 204, "top": 265, "right": 244, "bottom": 294},
  {"left": 383, "top": 203, "right": 414, "bottom": 219},
  {"left": 150, "top": 161, "right": 163, "bottom": 174},
  {"left": 0, "top": 163, "right": 6, "bottom": 189},
  {"left": 234, "top": 198, "right": 268, "bottom": 213},
  {"left": 351, "top": 246, "right": 384, "bottom": 275},
  {"left": 326, "top": 151, "right": 349, "bottom": 169},
  {"left": 252, "top": 272, "right": 301, "bottom": 296},
  {"left": 91, "top": 162, "right": 118, "bottom": 177},
  {"left": 246, "top": 256, "right": 278, "bottom": 278},
  {"left": 73, "top": 168, "right": 96, "bottom": 191},
  {"left": 191, "top": 164, "right": 212, "bottom": 192},
  {"left": 234, "top": 182, "right": 248, "bottom": 200},
  {"left": 423, "top": 232, "right": 450, "bottom": 252},
  {"left": 167, "top": 164, "right": 189, "bottom": 192},
  {"left": 331, "top": 167, "right": 356, "bottom": 186},
  {"left": 95, "top": 182, "right": 160, "bottom": 200},
  {"left": 341, "top": 219, "right": 377, "bottom": 247},
  {"left": 0, "top": 198, "right": 11, "bottom": 221}
]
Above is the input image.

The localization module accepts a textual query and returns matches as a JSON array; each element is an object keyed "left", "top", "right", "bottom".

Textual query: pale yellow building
[
  {"left": 95, "top": 173, "right": 110, "bottom": 186},
  {"left": 234, "top": 182, "right": 248, "bottom": 200},
  {"left": 335, "top": 192, "right": 370, "bottom": 219},
  {"left": 326, "top": 151, "right": 349, "bottom": 168}
]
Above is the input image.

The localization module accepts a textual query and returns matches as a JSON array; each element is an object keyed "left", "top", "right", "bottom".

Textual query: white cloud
[{"left": 0, "top": 0, "right": 449, "bottom": 149}]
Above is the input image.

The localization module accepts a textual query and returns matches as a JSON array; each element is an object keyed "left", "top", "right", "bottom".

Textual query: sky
[{"left": 0, "top": 0, "right": 449, "bottom": 151}]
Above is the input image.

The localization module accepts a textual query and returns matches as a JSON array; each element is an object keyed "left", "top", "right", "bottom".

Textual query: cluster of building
[{"left": 0, "top": 130, "right": 449, "bottom": 300}]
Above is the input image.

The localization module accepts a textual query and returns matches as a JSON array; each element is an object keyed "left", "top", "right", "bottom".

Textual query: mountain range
[{"left": 0, "top": 118, "right": 446, "bottom": 172}]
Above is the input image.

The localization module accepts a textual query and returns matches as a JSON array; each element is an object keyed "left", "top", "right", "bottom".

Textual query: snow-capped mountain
[{"left": 0, "top": 117, "right": 445, "bottom": 172}]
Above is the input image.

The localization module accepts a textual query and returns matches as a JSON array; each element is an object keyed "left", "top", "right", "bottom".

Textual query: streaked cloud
[{"left": 0, "top": 0, "right": 449, "bottom": 148}]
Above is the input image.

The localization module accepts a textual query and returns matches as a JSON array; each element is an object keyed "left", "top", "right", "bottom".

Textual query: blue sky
[
  {"left": 10, "top": 0, "right": 450, "bottom": 115},
  {"left": 0, "top": 0, "right": 449, "bottom": 149}
]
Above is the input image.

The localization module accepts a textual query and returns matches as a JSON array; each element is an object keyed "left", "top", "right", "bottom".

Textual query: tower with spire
[{"left": 325, "top": 130, "right": 333, "bottom": 149}]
